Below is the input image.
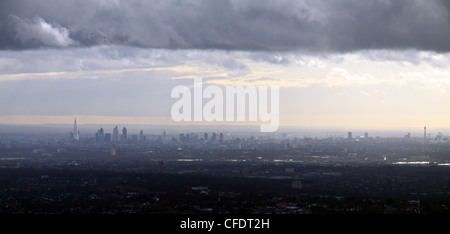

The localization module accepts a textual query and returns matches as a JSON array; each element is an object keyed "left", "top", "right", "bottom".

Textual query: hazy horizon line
[{"left": 0, "top": 122, "right": 447, "bottom": 133}]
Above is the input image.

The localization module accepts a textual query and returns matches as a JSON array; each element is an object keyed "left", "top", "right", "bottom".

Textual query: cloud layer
[
  {"left": 1, "top": 0, "right": 449, "bottom": 52},
  {"left": 1, "top": 0, "right": 449, "bottom": 129},
  {"left": 10, "top": 15, "right": 74, "bottom": 47}
]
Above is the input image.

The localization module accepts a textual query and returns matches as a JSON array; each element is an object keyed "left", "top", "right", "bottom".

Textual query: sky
[{"left": 0, "top": 0, "right": 449, "bottom": 131}]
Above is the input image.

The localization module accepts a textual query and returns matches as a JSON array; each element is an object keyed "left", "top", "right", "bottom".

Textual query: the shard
[{"left": 74, "top": 118, "right": 79, "bottom": 140}]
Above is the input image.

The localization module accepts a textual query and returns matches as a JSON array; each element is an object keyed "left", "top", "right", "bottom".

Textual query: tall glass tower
[
  {"left": 74, "top": 118, "right": 79, "bottom": 140},
  {"left": 113, "top": 126, "right": 119, "bottom": 142}
]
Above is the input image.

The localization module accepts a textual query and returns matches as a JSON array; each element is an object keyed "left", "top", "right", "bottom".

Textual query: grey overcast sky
[
  {"left": 1, "top": 0, "right": 450, "bottom": 52},
  {"left": 1, "top": 0, "right": 449, "bottom": 130}
]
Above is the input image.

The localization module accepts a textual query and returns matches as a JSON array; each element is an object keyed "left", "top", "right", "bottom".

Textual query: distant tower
[
  {"left": 96, "top": 128, "right": 105, "bottom": 144},
  {"left": 122, "top": 127, "right": 127, "bottom": 142},
  {"left": 132, "top": 135, "right": 138, "bottom": 144},
  {"left": 424, "top": 126, "right": 427, "bottom": 139},
  {"left": 104, "top": 133, "right": 111, "bottom": 143},
  {"left": 348, "top": 132, "right": 352, "bottom": 140},
  {"left": 113, "top": 126, "right": 119, "bottom": 142},
  {"left": 73, "top": 118, "right": 79, "bottom": 140},
  {"left": 364, "top": 132, "right": 369, "bottom": 138}
]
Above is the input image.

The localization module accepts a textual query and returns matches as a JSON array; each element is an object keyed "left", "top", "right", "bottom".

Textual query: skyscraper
[
  {"left": 73, "top": 118, "right": 79, "bottom": 140},
  {"left": 96, "top": 128, "right": 105, "bottom": 144},
  {"left": 113, "top": 126, "right": 119, "bottom": 142},
  {"left": 132, "top": 135, "right": 138, "bottom": 144},
  {"left": 122, "top": 127, "right": 128, "bottom": 142},
  {"left": 139, "top": 130, "right": 144, "bottom": 144},
  {"left": 348, "top": 132, "right": 352, "bottom": 140},
  {"left": 105, "top": 133, "right": 111, "bottom": 143},
  {"left": 424, "top": 126, "right": 427, "bottom": 139}
]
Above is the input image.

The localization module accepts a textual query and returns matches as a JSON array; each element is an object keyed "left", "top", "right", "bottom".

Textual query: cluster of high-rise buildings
[
  {"left": 347, "top": 131, "right": 369, "bottom": 140},
  {"left": 95, "top": 126, "right": 146, "bottom": 144},
  {"left": 70, "top": 118, "right": 436, "bottom": 145},
  {"left": 178, "top": 132, "right": 224, "bottom": 143},
  {"left": 70, "top": 118, "right": 146, "bottom": 144}
]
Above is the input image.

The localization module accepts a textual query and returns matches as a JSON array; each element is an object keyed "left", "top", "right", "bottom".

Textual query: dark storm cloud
[{"left": 1, "top": 0, "right": 449, "bottom": 52}]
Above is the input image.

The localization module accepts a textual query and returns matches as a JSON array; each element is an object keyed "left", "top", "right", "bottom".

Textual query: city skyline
[
  {"left": 1, "top": 0, "right": 449, "bottom": 130},
  {"left": 42, "top": 117, "right": 445, "bottom": 140},
  {"left": 0, "top": 115, "right": 447, "bottom": 135}
]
